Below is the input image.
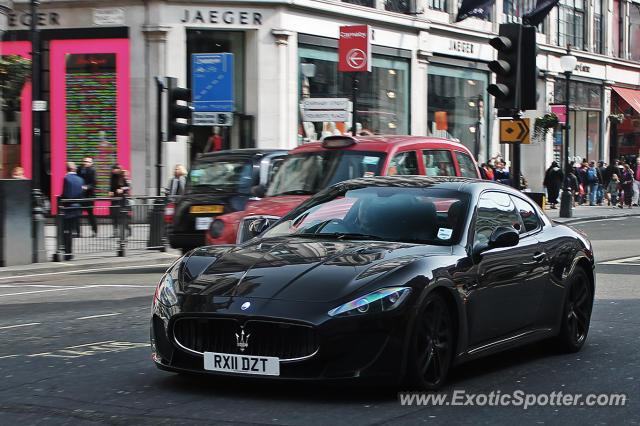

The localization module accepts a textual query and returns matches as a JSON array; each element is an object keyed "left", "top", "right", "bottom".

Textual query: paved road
[{"left": 0, "top": 218, "right": 638, "bottom": 425}]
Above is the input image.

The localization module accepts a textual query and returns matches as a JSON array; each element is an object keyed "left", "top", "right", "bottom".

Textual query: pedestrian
[
  {"left": 632, "top": 157, "right": 640, "bottom": 206},
  {"left": 109, "top": 164, "right": 131, "bottom": 237},
  {"left": 494, "top": 161, "right": 510, "bottom": 185},
  {"left": 620, "top": 163, "right": 634, "bottom": 209},
  {"left": 77, "top": 156, "right": 98, "bottom": 237},
  {"left": 61, "top": 162, "right": 85, "bottom": 260},
  {"left": 568, "top": 169, "right": 579, "bottom": 207},
  {"left": 596, "top": 161, "right": 606, "bottom": 205},
  {"left": 604, "top": 160, "right": 622, "bottom": 189},
  {"left": 585, "top": 161, "right": 601, "bottom": 206},
  {"left": 167, "top": 164, "right": 187, "bottom": 198},
  {"left": 479, "top": 163, "right": 494, "bottom": 181},
  {"left": 543, "top": 161, "right": 563, "bottom": 209},
  {"left": 607, "top": 174, "right": 620, "bottom": 207},
  {"left": 11, "top": 166, "right": 26, "bottom": 179}
]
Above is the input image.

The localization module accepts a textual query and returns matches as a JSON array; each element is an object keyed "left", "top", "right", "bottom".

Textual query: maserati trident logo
[
  {"left": 241, "top": 301, "right": 251, "bottom": 310},
  {"left": 235, "top": 328, "right": 250, "bottom": 352}
]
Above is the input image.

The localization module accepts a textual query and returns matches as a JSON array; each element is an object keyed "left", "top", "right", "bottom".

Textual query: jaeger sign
[{"left": 338, "top": 25, "right": 372, "bottom": 72}]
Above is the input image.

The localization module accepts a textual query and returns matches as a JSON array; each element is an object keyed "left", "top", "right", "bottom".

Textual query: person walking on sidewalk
[
  {"left": 167, "top": 164, "right": 187, "bottom": 200},
  {"left": 607, "top": 174, "right": 620, "bottom": 207},
  {"left": 61, "top": 162, "right": 84, "bottom": 260},
  {"left": 78, "top": 156, "right": 98, "bottom": 237},
  {"left": 586, "top": 161, "right": 601, "bottom": 206},
  {"left": 632, "top": 157, "right": 640, "bottom": 206},
  {"left": 109, "top": 164, "right": 131, "bottom": 237},
  {"left": 543, "top": 161, "right": 563, "bottom": 209},
  {"left": 621, "top": 163, "right": 634, "bottom": 209}
]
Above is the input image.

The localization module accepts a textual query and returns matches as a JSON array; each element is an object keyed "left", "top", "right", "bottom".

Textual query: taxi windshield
[{"left": 266, "top": 151, "right": 386, "bottom": 197}]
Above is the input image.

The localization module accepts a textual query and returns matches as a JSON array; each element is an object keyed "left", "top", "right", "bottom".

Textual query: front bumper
[{"left": 150, "top": 304, "right": 410, "bottom": 383}]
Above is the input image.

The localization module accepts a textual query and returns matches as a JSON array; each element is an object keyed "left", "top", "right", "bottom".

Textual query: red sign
[
  {"left": 338, "top": 25, "right": 372, "bottom": 72},
  {"left": 551, "top": 105, "right": 567, "bottom": 124}
]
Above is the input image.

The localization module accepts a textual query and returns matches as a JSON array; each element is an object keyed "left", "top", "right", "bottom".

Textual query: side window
[
  {"left": 267, "top": 157, "right": 285, "bottom": 184},
  {"left": 388, "top": 151, "right": 419, "bottom": 175},
  {"left": 511, "top": 196, "right": 541, "bottom": 234},
  {"left": 422, "top": 150, "right": 456, "bottom": 176},
  {"left": 474, "top": 192, "right": 521, "bottom": 245},
  {"left": 455, "top": 151, "right": 479, "bottom": 178}
]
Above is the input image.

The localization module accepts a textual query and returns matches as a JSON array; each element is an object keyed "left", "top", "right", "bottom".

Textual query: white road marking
[
  {"left": 0, "top": 284, "right": 155, "bottom": 298},
  {"left": 0, "top": 262, "right": 172, "bottom": 281},
  {"left": 75, "top": 313, "right": 121, "bottom": 320},
  {"left": 600, "top": 255, "right": 640, "bottom": 265},
  {"left": 0, "top": 322, "right": 40, "bottom": 330}
]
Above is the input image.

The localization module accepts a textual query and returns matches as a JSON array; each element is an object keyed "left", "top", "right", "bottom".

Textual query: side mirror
[
  {"left": 251, "top": 184, "right": 266, "bottom": 198},
  {"left": 489, "top": 226, "right": 519, "bottom": 248}
]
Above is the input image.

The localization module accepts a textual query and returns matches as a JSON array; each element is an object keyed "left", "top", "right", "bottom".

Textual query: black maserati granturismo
[{"left": 151, "top": 176, "right": 595, "bottom": 389}]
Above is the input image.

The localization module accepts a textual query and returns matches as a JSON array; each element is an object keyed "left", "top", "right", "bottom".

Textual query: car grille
[
  {"left": 172, "top": 317, "right": 319, "bottom": 361},
  {"left": 237, "top": 215, "right": 280, "bottom": 243}
]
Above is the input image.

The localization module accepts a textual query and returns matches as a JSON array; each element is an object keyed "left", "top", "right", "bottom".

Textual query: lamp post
[{"left": 559, "top": 50, "right": 577, "bottom": 218}]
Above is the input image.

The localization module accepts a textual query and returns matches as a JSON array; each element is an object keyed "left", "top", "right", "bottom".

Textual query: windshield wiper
[{"left": 272, "top": 190, "right": 315, "bottom": 196}]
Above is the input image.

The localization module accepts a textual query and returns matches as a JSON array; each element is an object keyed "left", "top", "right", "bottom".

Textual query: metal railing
[{"left": 53, "top": 195, "right": 167, "bottom": 261}]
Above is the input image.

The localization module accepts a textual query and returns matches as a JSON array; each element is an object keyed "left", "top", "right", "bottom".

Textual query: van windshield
[
  {"left": 266, "top": 151, "right": 386, "bottom": 197},
  {"left": 187, "top": 159, "right": 253, "bottom": 192}
]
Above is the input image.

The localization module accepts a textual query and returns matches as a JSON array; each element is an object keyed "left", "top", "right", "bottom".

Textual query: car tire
[
  {"left": 556, "top": 267, "right": 592, "bottom": 353},
  {"left": 407, "top": 292, "right": 454, "bottom": 391}
]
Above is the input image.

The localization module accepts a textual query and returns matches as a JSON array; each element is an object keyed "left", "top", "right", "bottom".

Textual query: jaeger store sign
[
  {"left": 424, "top": 33, "right": 493, "bottom": 62},
  {"left": 180, "top": 8, "right": 264, "bottom": 25}
]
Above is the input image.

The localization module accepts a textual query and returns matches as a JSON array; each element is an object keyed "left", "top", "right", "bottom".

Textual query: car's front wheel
[
  {"left": 408, "top": 292, "right": 454, "bottom": 390},
  {"left": 556, "top": 267, "right": 592, "bottom": 352}
]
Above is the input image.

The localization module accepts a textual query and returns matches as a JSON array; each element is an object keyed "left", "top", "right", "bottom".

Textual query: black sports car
[{"left": 151, "top": 176, "right": 595, "bottom": 389}]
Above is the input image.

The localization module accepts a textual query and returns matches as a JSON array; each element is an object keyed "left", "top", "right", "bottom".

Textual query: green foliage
[
  {"left": 608, "top": 113, "right": 624, "bottom": 124},
  {"left": 0, "top": 55, "right": 32, "bottom": 112},
  {"left": 533, "top": 112, "right": 559, "bottom": 142}
]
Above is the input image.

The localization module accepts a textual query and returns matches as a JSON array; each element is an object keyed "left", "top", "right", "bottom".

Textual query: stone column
[{"left": 271, "top": 29, "right": 296, "bottom": 149}]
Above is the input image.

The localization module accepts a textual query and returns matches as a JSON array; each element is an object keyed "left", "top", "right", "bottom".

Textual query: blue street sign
[{"left": 192, "top": 53, "right": 234, "bottom": 112}]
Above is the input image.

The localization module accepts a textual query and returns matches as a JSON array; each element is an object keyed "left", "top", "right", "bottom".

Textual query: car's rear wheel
[
  {"left": 556, "top": 267, "right": 592, "bottom": 352},
  {"left": 408, "top": 292, "right": 454, "bottom": 390}
]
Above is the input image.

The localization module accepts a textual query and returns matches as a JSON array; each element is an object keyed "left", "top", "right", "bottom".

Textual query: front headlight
[
  {"left": 328, "top": 287, "right": 411, "bottom": 317},
  {"left": 154, "top": 274, "right": 178, "bottom": 307}
]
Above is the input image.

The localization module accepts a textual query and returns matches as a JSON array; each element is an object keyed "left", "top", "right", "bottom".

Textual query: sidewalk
[
  {"left": 0, "top": 249, "right": 182, "bottom": 279},
  {"left": 544, "top": 203, "right": 640, "bottom": 224}
]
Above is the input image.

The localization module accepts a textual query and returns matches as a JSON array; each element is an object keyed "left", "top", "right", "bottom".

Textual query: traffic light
[
  {"left": 166, "top": 77, "right": 191, "bottom": 141},
  {"left": 519, "top": 25, "right": 538, "bottom": 111},
  {"left": 487, "top": 23, "right": 522, "bottom": 114}
]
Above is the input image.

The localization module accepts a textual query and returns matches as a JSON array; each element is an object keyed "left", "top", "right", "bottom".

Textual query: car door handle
[{"left": 532, "top": 252, "right": 546, "bottom": 262}]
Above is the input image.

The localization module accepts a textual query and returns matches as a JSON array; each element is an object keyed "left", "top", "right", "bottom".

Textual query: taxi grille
[{"left": 172, "top": 317, "right": 319, "bottom": 361}]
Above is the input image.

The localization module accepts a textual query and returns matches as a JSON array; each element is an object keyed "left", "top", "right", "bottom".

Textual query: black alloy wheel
[
  {"left": 409, "top": 292, "right": 454, "bottom": 390},
  {"left": 557, "top": 268, "right": 592, "bottom": 352}
]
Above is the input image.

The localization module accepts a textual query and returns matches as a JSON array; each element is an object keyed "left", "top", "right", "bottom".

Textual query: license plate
[
  {"left": 189, "top": 205, "right": 224, "bottom": 214},
  {"left": 195, "top": 217, "right": 214, "bottom": 230},
  {"left": 204, "top": 352, "right": 280, "bottom": 376}
]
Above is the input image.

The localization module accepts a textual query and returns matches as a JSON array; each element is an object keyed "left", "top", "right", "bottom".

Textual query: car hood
[
  {"left": 243, "top": 195, "right": 311, "bottom": 218},
  {"left": 179, "top": 238, "right": 450, "bottom": 303}
]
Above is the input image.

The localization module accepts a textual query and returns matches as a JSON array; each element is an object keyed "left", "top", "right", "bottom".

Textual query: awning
[{"left": 612, "top": 86, "right": 640, "bottom": 115}]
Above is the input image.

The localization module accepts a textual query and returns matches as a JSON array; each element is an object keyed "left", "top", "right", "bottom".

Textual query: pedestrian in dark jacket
[
  {"left": 109, "top": 164, "right": 131, "bottom": 237},
  {"left": 61, "top": 162, "right": 85, "bottom": 260},
  {"left": 77, "top": 156, "right": 98, "bottom": 236},
  {"left": 621, "top": 163, "right": 634, "bottom": 208},
  {"left": 543, "top": 161, "right": 563, "bottom": 209}
]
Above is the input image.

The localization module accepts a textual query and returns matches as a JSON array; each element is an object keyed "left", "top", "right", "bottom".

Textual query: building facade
[{"left": 2, "top": 0, "right": 640, "bottom": 199}]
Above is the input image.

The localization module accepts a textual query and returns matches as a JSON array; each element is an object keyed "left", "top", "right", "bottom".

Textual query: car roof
[
  {"left": 196, "top": 149, "right": 288, "bottom": 160},
  {"left": 334, "top": 175, "right": 519, "bottom": 196},
  {"left": 291, "top": 135, "right": 472, "bottom": 154}
]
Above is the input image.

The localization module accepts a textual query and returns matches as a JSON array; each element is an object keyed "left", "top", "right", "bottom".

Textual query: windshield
[
  {"left": 263, "top": 186, "right": 469, "bottom": 245},
  {"left": 187, "top": 159, "right": 254, "bottom": 191},
  {"left": 266, "top": 151, "right": 386, "bottom": 197}
]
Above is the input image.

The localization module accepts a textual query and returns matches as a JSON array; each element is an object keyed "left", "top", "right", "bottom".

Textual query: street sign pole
[{"left": 352, "top": 73, "right": 358, "bottom": 135}]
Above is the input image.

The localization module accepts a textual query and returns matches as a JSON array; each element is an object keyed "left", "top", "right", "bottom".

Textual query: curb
[
  {"left": 0, "top": 251, "right": 182, "bottom": 279},
  {"left": 552, "top": 212, "right": 640, "bottom": 224}
]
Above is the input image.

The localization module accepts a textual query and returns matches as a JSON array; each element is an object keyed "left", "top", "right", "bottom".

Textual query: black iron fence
[{"left": 53, "top": 195, "right": 167, "bottom": 261}]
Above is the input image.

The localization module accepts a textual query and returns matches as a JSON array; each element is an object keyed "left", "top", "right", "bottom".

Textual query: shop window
[
  {"left": 594, "top": 0, "right": 603, "bottom": 54},
  {"left": 630, "top": 4, "right": 640, "bottom": 62},
  {"left": 429, "top": 0, "right": 447, "bottom": 11},
  {"left": 613, "top": 0, "right": 622, "bottom": 57},
  {"left": 298, "top": 45, "right": 409, "bottom": 142},
  {"left": 427, "top": 65, "right": 489, "bottom": 160},
  {"left": 558, "top": 0, "right": 585, "bottom": 50}
]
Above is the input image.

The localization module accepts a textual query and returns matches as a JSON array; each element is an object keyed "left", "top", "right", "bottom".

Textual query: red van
[{"left": 205, "top": 135, "right": 480, "bottom": 246}]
